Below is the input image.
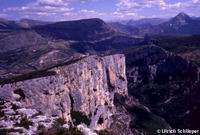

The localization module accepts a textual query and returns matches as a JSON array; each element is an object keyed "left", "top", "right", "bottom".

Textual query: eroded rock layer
[{"left": 0, "top": 54, "right": 127, "bottom": 130}]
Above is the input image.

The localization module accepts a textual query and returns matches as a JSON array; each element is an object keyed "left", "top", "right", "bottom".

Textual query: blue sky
[{"left": 0, "top": 0, "right": 199, "bottom": 21}]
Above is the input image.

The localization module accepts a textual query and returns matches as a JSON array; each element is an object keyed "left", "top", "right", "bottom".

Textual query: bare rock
[{"left": 0, "top": 54, "right": 127, "bottom": 130}]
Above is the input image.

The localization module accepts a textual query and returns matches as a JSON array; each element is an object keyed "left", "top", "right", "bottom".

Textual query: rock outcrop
[
  {"left": 0, "top": 100, "right": 57, "bottom": 135},
  {"left": 1, "top": 45, "right": 196, "bottom": 134},
  {"left": 126, "top": 45, "right": 200, "bottom": 129},
  {"left": 0, "top": 54, "right": 127, "bottom": 132}
]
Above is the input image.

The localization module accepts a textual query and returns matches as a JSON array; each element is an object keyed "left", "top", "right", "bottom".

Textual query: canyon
[{"left": 0, "top": 13, "right": 200, "bottom": 134}]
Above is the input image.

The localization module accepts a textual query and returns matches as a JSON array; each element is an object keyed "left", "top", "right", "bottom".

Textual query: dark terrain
[{"left": 0, "top": 12, "right": 200, "bottom": 134}]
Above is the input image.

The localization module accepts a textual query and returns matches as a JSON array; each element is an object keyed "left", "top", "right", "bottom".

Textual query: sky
[{"left": 0, "top": 0, "right": 199, "bottom": 21}]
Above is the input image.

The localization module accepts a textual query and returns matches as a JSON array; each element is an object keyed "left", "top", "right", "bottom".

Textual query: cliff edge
[{"left": 0, "top": 54, "right": 127, "bottom": 134}]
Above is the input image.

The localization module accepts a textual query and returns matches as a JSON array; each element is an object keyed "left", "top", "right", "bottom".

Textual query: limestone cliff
[{"left": 0, "top": 54, "right": 127, "bottom": 132}]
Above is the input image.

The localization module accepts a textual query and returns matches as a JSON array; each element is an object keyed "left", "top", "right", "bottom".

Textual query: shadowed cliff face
[
  {"left": 0, "top": 17, "right": 199, "bottom": 134},
  {"left": 0, "top": 54, "right": 127, "bottom": 131},
  {"left": 0, "top": 53, "right": 172, "bottom": 135},
  {"left": 126, "top": 46, "right": 200, "bottom": 129}
]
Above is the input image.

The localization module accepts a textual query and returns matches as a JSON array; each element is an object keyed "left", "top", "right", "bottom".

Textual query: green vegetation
[
  {"left": 152, "top": 35, "right": 200, "bottom": 66},
  {"left": 71, "top": 111, "right": 91, "bottom": 126},
  {"left": 53, "top": 117, "right": 67, "bottom": 127},
  {"left": 130, "top": 106, "right": 171, "bottom": 135},
  {"left": 0, "top": 109, "right": 5, "bottom": 118},
  {"left": 178, "top": 49, "right": 200, "bottom": 66},
  {"left": 38, "top": 118, "right": 83, "bottom": 135},
  {"left": 0, "top": 128, "right": 23, "bottom": 135},
  {"left": 96, "top": 130, "right": 110, "bottom": 135},
  {"left": 11, "top": 103, "right": 19, "bottom": 111},
  {"left": 0, "top": 100, "right": 5, "bottom": 118},
  {"left": 15, "top": 116, "right": 33, "bottom": 129}
]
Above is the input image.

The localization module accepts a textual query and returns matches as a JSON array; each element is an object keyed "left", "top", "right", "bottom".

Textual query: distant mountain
[
  {"left": 159, "top": 12, "right": 200, "bottom": 35},
  {"left": 0, "top": 15, "right": 200, "bottom": 133},
  {"left": 111, "top": 13, "right": 200, "bottom": 36},
  {"left": 127, "top": 18, "right": 167, "bottom": 26},
  {"left": 109, "top": 18, "right": 166, "bottom": 35},
  {"left": 33, "top": 18, "right": 144, "bottom": 55},
  {"left": 109, "top": 22, "right": 139, "bottom": 35},
  {"left": 18, "top": 19, "right": 52, "bottom": 28},
  {"left": 0, "top": 18, "right": 51, "bottom": 30},
  {"left": 0, "top": 18, "right": 143, "bottom": 78},
  {"left": 34, "top": 18, "right": 118, "bottom": 41},
  {"left": 0, "top": 18, "right": 19, "bottom": 31}
]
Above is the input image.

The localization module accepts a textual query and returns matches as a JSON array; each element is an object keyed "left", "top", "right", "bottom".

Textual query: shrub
[
  {"left": 53, "top": 117, "right": 67, "bottom": 127},
  {"left": 96, "top": 130, "right": 110, "bottom": 135},
  {"left": 0, "top": 109, "right": 5, "bottom": 118},
  {"left": 0, "top": 128, "right": 23, "bottom": 135},
  {"left": 67, "top": 126, "right": 83, "bottom": 135},
  {"left": 71, "top": 111, "right": 91, "bottom": 126},
  {"left": 37, "top": 119, "right": 83, "bottom": 135},
  {"left": 0, "top": 100, "right": 5, "bottom": 118},
  {"left": 15, "top": 116, "right": 33, "bottom": 129},
  {"left": 11, "top": 103, "right": 19, "bottom": 111}
]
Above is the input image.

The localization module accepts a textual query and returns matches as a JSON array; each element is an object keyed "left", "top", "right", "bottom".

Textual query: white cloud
[
  {"left": 1, "top": 0, "right": 200, "bottom": 21},
  {"left": 4, "top": 0, "right": 74, "bottom": 15},
  {"left": 2, "top": 0, "right": 105, "bottom": 21},
  {"left": 192, "top": 0, "right": 199, "bottom": 3},
  {"left": 111, "top": 10, "right": 139, "bottom": 19},
  {"left": 126, "top": 12, "right": 137, "bottom": 16},
  {"left": 115, "top": 0, "right": 200, "bottom": 19},
  {"left": 116, "top": 0, "right": 199, "bottom": 11},
  {"left": 38, "top": 0, "right": 64, "bottom": 4},
  {"left": 80, "top": 9, "right": 96, "bottom": 13}
]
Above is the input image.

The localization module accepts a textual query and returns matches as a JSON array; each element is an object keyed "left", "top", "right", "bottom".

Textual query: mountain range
[
  {"left": 1, "top": 12, "right": 200, "bottom": 36},
  {"left": 0, "top": 17, "right": 143, "bottom": 80},
  {"left": 0, "top": 12, "right": 200, "bottom": 135},
  {"left": 111, "top": 12, "right": 200, "bottom": 36}
]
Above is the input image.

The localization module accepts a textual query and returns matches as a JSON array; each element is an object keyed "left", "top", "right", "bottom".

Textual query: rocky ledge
[{"left": 0, "top": 54, "right": 127, "bottom": 134}]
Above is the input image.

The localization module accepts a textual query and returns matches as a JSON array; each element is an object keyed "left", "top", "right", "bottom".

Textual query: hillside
[
  {"left": 111, "top": 12, "right": 200, "bottom": 36},
  {"left": 0, "top": 15, "right": 200, "bottom": 135},
  {"left": 159, "top": 12, "right": 200, "bottom": 35},
  {"left": 0, "top": 18, "right": 143, "bottom": 79}
]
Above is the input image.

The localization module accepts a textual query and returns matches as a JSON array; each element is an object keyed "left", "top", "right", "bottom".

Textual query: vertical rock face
[
  {"left": 0, "top": 54, "right": 127, "bottom": 130},
  {"left": 126, "top": 45, "right": 200, "bottom": 129}
]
